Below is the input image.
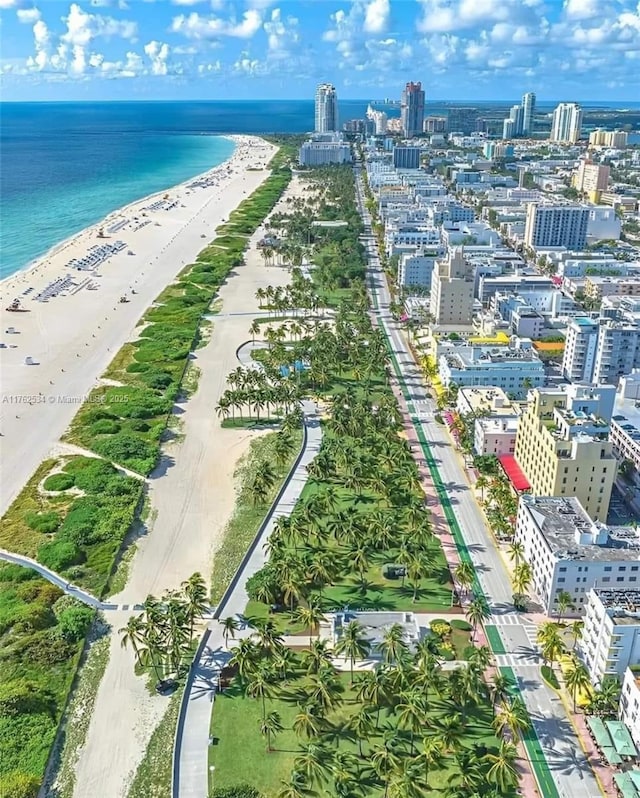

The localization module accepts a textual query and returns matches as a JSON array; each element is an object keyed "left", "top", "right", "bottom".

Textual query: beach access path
[
  {"left": 68, "top": 175, "right": 310, "bottom": 798},
  {"left": 0, "top": 136, "right": 273, "bottom": 518}
]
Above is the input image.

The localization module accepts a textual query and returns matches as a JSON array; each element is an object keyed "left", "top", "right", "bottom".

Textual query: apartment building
[
  {"left": 513, "top": 386, "right": 616, "bottom": 520},
  {"left": 479, "top": 275, "right": 554, "bottom": 306},
  {"left": 562, "top": 317, "right": 600, "bottom": 382},
  {"left": 550, "top": 102, "right": 583, "bottom": 143},
  {"left": 524, "top": 204, "right": 589, "bottom": 250},
  {"left": 430, "top": 248, "right": 475, "bottom": 327},
  {"left": 581, "top": 589, "right": 640, "bottom": 684},
  {"left": 474, "top": 417, "right": 519, "bottom": 456},
  {"left": 611, "top": 373, "right": 640, "bottom": 483},
  {"left": 439, "top": 343, "right": 544, "bottom": 399},
  {"left": 397, "top": 251, "right": 438, "bottom": 291},
  {"left": 589, "top": 130, "right": 629, "bottom": 148},
  {"left": 515, "top": 495, "right": 640, "bottom": 615},
  {"left": 594, "top": 322, "right": 640, "bottom": 385},
  {"left": 393, "top": 146, "right": 421, "bottom": 170},
  {"left": 573, "top": 162, "right": 610, "bottom": 194},
  {"left": 585, "top": 277, "right": 640, "bottom": 302}
]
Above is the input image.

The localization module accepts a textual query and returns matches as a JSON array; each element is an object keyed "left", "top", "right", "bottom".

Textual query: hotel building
[
  {"left": 581, "top": 588, "right": 640, "bottom": 684},
  {"left": 513, "top": 386, "right": 616, "bottom": 521},
  {"left": 515, "top": 496, "right": 640, "bottom": 615}
]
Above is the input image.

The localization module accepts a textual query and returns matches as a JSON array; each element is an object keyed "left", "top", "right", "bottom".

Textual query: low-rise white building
[
  {"left": 397, "top": 251, "right": 438, "bottom": 291},
  {"left": 581, "top": 588, "right": 640, "bottom": 684},
  {"left": 515, "top": 495, "right": 640, "bottom": 616},
  {"left": 474, "top": 416, "right": 519, "bottom": 456}
]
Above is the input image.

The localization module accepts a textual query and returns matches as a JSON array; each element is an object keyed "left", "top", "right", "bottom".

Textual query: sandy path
[
  {"left": 70, "top": 177, "right": 308, "bottom": 798},
  {"left": 0, "top": 136, "right": 273, "bottom": 517}
]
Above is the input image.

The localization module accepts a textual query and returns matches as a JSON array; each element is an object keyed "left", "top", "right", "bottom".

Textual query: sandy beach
[{"left": 0, "top": 135, "right": 275, "bottom": 516}]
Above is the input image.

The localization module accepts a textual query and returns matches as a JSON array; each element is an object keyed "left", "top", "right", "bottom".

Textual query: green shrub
[
  {"left": 24, "top": 511, "right": 61, "bottom": 535},
  {"left": 92, "top": 434, "right": 158, "bottom": 474},
  {"left": 58, "top": 498, "right": 102, "bottom": 546},
  {"left": 212, "top": 787, "right": 263, "bottom": 798},
  {"left": 42, "top": 473, "right": 75, "bottom": 492},
  {"left": 430, "top": 620, "right": 451, "bottom": 639},
  {"left": 37, "top": 540, "right": 84, "bottom": 572},
  {"left": 56, "top": 606, "right": 94, "bottom": 643},
  {"left": 450, "top": 619, "right": 472, "bottom": 631},
  {"left": 0, "top": 771, "right": 41, "bottom": 798},
  {"left": 0, "top": 679, "right": 53, "bottom": 717},
  {"left": 91, "top": 419, "right": 121, "bottom": 435}
]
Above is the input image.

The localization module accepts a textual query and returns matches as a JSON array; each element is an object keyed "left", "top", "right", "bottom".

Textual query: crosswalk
[{"left": 489, "top": 614, "right": 541, "bottom": 666}]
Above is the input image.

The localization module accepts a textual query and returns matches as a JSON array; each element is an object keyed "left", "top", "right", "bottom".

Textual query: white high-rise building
[
  {"left": 550, "top": 102, "right": 583, "bottom": 143},
  {"left": 524, "top": 203, "right": 589, "bottom": 249},
  {"left": 315, "top": 83, "right": 338, "bottom": 133},
  {"left": 522, "top": 92, "right": 536, "bottom": 136}
]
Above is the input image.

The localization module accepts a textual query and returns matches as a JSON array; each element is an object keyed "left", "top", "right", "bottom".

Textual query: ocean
[{"left": 1, "top": 100, "right": 639, "bottom": 279}]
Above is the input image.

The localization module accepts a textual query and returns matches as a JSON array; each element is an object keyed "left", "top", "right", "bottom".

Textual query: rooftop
[
  {"left": 521, "top": 496, "right": 640, "bottom": 563},
  {"left": 593, "top": 589, "right": 640, "bottom": 624},
  {"left": 332, "top": 611, "right": 420, "bottom": 649},
  {"left": 458, "top": 386, "right": 518, "bottom": 416}
]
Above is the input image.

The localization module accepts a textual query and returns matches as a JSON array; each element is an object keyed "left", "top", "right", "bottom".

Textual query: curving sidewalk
[
  {"left": 0, "top": 547, "right": 111, "bottom": 609},
  {"left": 172, "top": 399, "right": 322, "bottom": 798}
]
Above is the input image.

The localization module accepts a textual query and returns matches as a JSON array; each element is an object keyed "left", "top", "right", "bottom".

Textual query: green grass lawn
[{"left": 209, "top": 673, "right": 503, "bottom": 797}]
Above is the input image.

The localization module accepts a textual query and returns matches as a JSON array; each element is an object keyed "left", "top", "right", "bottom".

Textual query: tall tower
[
  {"left": 550, "top": 102, "right": 582, "bottom": 143},
  {"left": 400, "top": 81, "right": 425, "bottom": 138},
  {"left": 521, "top": 92, "right": 536, "bottom": 136},
  {"left": 315, "top": 84, "right": 338, "bottom": 133}
]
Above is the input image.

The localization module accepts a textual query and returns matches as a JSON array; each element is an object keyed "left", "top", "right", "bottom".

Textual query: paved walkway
[{"left": 173, "top": 399, "right": 322, "bottom": 798}]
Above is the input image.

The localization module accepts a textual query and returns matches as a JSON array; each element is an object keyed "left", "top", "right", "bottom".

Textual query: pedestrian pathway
[{"left": 173, "top": 400, "right": 322, "bottom": 798}]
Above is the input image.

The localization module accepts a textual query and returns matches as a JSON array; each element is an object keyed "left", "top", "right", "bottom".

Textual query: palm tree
[
  {"left": 397, "top": 691, "right": 428, "bottom": 755},
  {"left": 475, "top": 474, "right": 489, "bottom": 502},
  {"left": 119, "top": 614, "right": 146, "bottom": 667},
  {"left": 565, "top": 659, "right": 591, "bottom": 712},
  {"left": 465, "top": 597, "right": 490, "bottom": 642},
  {"left": 181, "top": 572, "right": 209, "bottom": 640},
  {"left": 570, "top": 619, "right": 584, "bottom": 651},
  {"left": 371, "top": 742, "right": 399, "bottom": 798},
  {"left": 467, "top": 645, "right": 492, "bottom": 672},
  {"left": 418, "top": 736, "right": 444, "bottom": 789},
  {"left": 512, "top": 561, "right": 533, "bottom": 598},
  {"left": 308, "top": 669, "right": 343, "bottom": 712},
  {"left": 228, "top": 637, "right": 260, "bottom": 683},
  {"left": 483, "top": 740, "right": 519, "bottom": 791},
  {"left": 260, "top": 709, "right": 283, "bottom": 752},
  {"left": 220, "top": 616, "right": 240, "bottom": 649},
  {"left": 250, "top": 319, "right": 261, "bottom": 344},
  {"left": 536, "top": 621, "right": 566, "bottom": 666},
  {"left": 246, "top": 667, "right": 275, "bottom": 720},
  {"left": 303, "top": 639, "right": 334, "bottom": 675},
  {"left": 377, "top": 623, "right": 408, "bottom": 666},
  {"left": 488, "top": 672, "right": 512, "bottom": 709},
  {"left": 453, "top": 561, "right": 474, "bottom": 600},
  {"left": 275, "top": 772, "right": 318, "bottom": 798},
  {"left": 507, "top": 540, "right": 525, "bottom": 568},
  {"left": 293, "top": 704, "right": 321, "bottom": 741},
  {"left": 294, "top": 743, "right": 330, "bottom": 787},
  {"left": 295, "top": 601, "right": 326, "bottom": 647},
  {"left": 331, "top": 751, "right": 363, "bottom": 798},
  {"left": 354, "top": 669, "right": 388, "bottom": 727},
  {"left": 335, "top": 620, "right": 371, "bottom": 683},
  {"left": 493, "top": 697, "right": 530, "bottom": 743},
  {"left": 347, "top": 708, "right": 375, "bottom": 757},
  {"left": 432, "top": 712, "right": 465, "bottom": 753},
  {"left": 556, "top": 589, "right": 575, "bottom": 623}
]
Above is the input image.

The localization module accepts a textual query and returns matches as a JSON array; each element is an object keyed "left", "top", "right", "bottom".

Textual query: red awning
[{"left": 498, "top": 454, "right": 531, "bottom": 492}]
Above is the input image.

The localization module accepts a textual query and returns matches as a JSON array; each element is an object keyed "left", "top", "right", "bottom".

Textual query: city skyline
[{"left": 0, "top": 0, "right": 639, "bottom": 102}]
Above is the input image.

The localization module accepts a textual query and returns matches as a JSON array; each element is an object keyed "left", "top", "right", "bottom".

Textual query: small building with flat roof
[{"left": 331, "top": 611, "right": 420, "bottom": 655}]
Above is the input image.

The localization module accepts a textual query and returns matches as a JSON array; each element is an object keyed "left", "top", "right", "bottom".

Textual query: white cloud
[
  {"left": 17, "top": 8, "right": 41, "bottom": 23},
  {"left": 171, "top": 9, "right": 262, "bottom": 39},
  {"left": 0, "top": 0, "right": 18, "bottom": 8},
  {"left": 363, "top": 0, "right": 389, "bottom": 34},
  {"left": 263, "top": 7, "right": 299, "bottom": 55},
  {"left": 564, "top": 0, "right": 600, "bottom": 20},
  {"left": 144, "top": 39, "right": 170, "bottom": 74}
]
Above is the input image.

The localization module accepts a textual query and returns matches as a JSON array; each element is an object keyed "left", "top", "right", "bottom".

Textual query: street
[{"left": 355, "top": 168, "right": 602, "bottom": 798}]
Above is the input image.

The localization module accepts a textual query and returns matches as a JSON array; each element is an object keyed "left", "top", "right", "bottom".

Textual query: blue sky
[{"left": 0, "top": 0, "right": 639, "bottom": 101}]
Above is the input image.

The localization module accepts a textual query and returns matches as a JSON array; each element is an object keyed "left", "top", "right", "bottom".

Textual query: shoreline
[
  {"left": 0, "top": 134, "right": 238, "bottom": 291},
  {"left": 0, "top": 134, "right": 277, "bottom": 516}
]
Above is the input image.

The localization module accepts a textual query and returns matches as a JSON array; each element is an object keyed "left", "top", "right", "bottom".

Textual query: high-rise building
[
  {"left": 524, "top": 203, "right": 589, "bottom": 249},
  {"left": 447, "top": 107, "right": 478, "bottom": 135},
  {"left": 513, "top": 386, "right": 616, "bottom": 521},
  {"left": 573, "top": 161, "right": 610, "bottom": 194},
  {"left": 562, "top": 317, "right": 600, "bottom": 382},
  {"left": 400, "top": 81, "right": 425, "bottom": 138},
  {"left": 509, "top": 103, "right": 524, "bottom": 136},
  {"left": 521, "top": 92, "right": 536, "bottom": 136},
  {"left": 315, "top": 83, "right": 338, "bottom": 133},
  {"left": 392, "top": 146, "right": 421, "bottom": 170},
  {"left": 581, "top": 589, "right": 640, "bottom": 684},
  {"left": 550, "top": 102, "right": 583, "bottom": 143},
  {"left": 502, "top": 118, "right": 516, "bottom": 140},
  {"left": 589, "top": 129, "right": 629, "bottom": 148},
  {"left": 562, "top": 318, "right": 640, "bottom": 385},
  {"left": 429, "top": 248, "right": 474, "bottom": 327}
]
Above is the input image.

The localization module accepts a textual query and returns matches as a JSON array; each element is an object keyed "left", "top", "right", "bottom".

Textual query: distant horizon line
[{"left": 2, "top": 98, "right": 640, "bottom": 106}]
